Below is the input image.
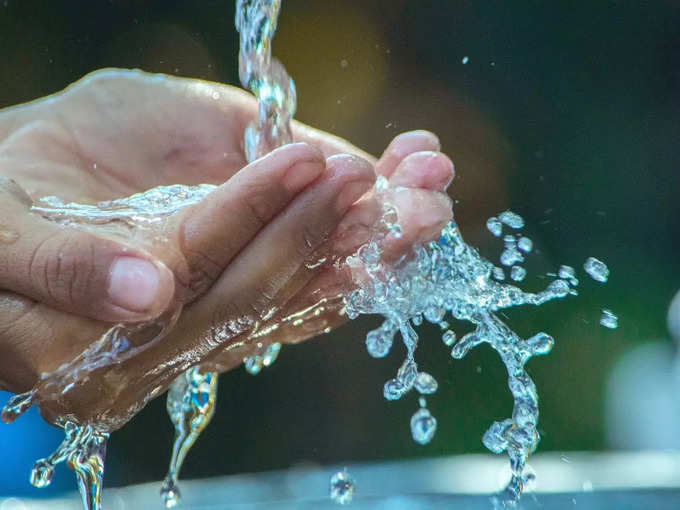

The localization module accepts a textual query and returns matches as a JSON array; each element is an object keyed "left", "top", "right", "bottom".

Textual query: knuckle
[
  {"left": 184, "top": 247, "right": 223, "bottom": 295},
  {"left": 29, "top": 233, "right": 96, "bottom": 307},
  {"left": 239, "top": 181, "right": 276, "bottom": 230}
]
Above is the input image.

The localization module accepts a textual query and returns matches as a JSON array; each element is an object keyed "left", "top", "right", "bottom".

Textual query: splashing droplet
[
  {"left": 511, "top": 266, "right": 526, "bottom": 282},
  {"left": 498, "top": 210, "right": 524, "bottom": 229},
  {"left": 486, "top": 217, "right": 502, "bottom": 237},
  {"left": 30, "top": 459, "right": 54, "bottom": 488},
  {"left": 517, "top": 237, "right": 533, "bottom": 253},
  {"left": 410, "top": 407, "right": 437, "bottom": 445},
  {"left": 330, "top": 469, "right": 355, "bottom": 505},
  {"left": 414, "top": 372, "right": 438, "bottom": 394},
  {"left": 584, "top": 257, "right": 609, "bottom": 283},
  {"left": 441, "top": 329, "right": 456, "bottom": 346},
  {"left": 600, "top": 309, "right": 618, "bottom": 329}
]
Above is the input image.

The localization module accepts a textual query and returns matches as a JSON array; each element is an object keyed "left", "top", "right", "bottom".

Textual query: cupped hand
[{"left": 0, "top": 69, "right": 453, "bottom": 429}]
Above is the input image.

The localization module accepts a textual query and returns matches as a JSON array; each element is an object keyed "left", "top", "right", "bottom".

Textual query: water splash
[
  {"left": 160, "top": 367, "right": 218, "bottom": 508},
  {"left": 244, "top": 342, "right": 282, "bottom": 375},
  {"left": 343, "top": 210, "right": 606, "bottom": 506},
  {"left": 584, "top": 257, "right": 609, "bottom": 283},
  {"left": 29, "top": 421, "right": 108, "bottom": 510},
  {"left": 600, "top": 309, "right": 618, "bottom": 329},
  {"left": 329, "top": 469, "right": 356, "bottom": 505}
]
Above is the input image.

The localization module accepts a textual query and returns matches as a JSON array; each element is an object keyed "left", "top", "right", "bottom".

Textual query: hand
[{"left": 0, "top": 69, "right": 453, "bottom": 430}]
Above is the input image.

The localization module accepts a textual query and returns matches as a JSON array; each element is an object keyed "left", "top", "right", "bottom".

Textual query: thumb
[{"left": 0, "top": 177, "right": 175, "bottom": 322}]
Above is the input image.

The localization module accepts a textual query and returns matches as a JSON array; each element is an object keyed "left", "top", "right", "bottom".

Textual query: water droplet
[
  {"left": 389, "top": 224, "right": 403, "bottom": 238},
  {"left": 584, "top": 257, "right": 609, "bottom": 283},
  {"left": 382, "top": 378, "right": 403, "bottom": 400},
  {"left": 262, "top": 342, "right": 281, "bottom": 366},
  {"left": 441, "top": 329, "right": 456, "bottom": 346},
  {"left": 1, "top": 390, "right": 36, "bottom": 423},
  {"left": 461, "top": 56, "right": 469, "bottom": 64},
  {"left": 340, "top": 59, "right": 348, "bottom": 68},
  {"left": 558, "top": 265, "right": 579, "bottom": 286},
  {"left": 414, "top": 372, "right": 438, "bottom": 394},
  {"left": 244, "top": 356, "right": 263, "bottom": 375},
  {"left": 329, "top": 470, "right": 355, "bottom": 505},
  {"left": 517, "top": 237, "right": 533, "bottom": 253},
  {"left": 510, "top": 266, "right": 526, "bottom": 282},
  {"left": 410, "top": 407, "right": 437, "bottom": 445},
  {"left": 160, "top": 479, "right": 181, "bottom": 508},
  {"left": 600, "top": 309, "right": 618, "bottom": 329},
  {"left": 493, "top": 266, "right": 505, "bottom": 281},
  {"left": 366, "top": 329, "right": 392, "bottom": 358},
  {"left": 498, "top": 210, "right": 524, "bottom": 229},
  {"left": 358, "top": 242, "right": 380, "bottom": 270},
  {"left": 486, "top": 216, "right": 502, "bottom": 237},
  {"left": 30, "top": 459, "right": 54, "bottom": 488},
  {"left": 527, "top": 332, "right": 554, "bottom": 356},
  {"left": 374, "top": 175, "right": 389, "bottom": 194}
]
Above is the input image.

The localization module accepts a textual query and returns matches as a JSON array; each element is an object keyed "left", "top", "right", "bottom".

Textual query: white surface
[{"left": 2, "top": 451, "right": 680, "bottom": 509}]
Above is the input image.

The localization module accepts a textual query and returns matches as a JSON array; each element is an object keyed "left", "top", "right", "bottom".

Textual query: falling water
[
  {"left": 160, "top": 368, "right": 218, "bottom": 508},
  {"left": 160, "top": 1, "right": 296, "bottom": 505}
]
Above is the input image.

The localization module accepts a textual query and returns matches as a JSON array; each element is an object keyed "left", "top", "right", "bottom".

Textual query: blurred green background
[{"left": 1, "top": 0, "right": 679, "bottom": 497}]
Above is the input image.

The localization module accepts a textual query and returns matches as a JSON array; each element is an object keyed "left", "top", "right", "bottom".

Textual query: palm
[{"left": 1, "top": 71, "right": 253, "bottom": 202}]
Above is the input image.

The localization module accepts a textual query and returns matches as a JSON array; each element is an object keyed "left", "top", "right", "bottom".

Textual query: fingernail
[
  {"left": 391, "top": 131, "right": 440, "bottom": 158},
  {"left": 108, "top": 257, "right": 160, "bottom": 313},
  {"left": 283, "top": 159, "right": 324, "bottom": 192},
  {"left": 394, "top": 151, "right": 454, "bottom": 190},
  {"left": 336, "top": 180, "right": 371, "bottom": 214}
]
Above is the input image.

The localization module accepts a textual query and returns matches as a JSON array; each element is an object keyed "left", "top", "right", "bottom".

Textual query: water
[
  {"left": 28, "top": 421, "right": 108, "bottom": 510},
  {"left": 161, "top": 367, "right": 218, "bottom": 508},
  {"left": 600, "top": 309, "right": 618, "bottom": 329},
  {"left": 159, "top": 1, "right": 296, "bottom": 504},
  {"left": 486, "top": 217, "right": 502, "bottom": 237},
  {"left": 498, "top": 210, "right": 525, "bottom": 229},
  {"left": 343, "top": 207, "right": 609, "bottom": 506},
  {"left": 244, "top": 342, "right": 282, "bottom": 375},
  {"left": 411, "top": 401, "right": 437, "bottom": 445},
  {"left": 236, "top": 0, "right": 296, "bottom": 162},
  {"left": 510, "top": 266, "right": 526, "bottom": 282},
  {"left": 584, "top": 257, "right": 610, "bottom": 283},
  {"left": 329, "top": 469, "right": 356, "bottom": 505},
  {"left": 517, "top": 237, "right": 532, "bottom": 253}
]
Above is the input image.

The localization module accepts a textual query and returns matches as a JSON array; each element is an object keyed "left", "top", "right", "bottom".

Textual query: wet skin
[{"left": 0, "top": 69, "right": 453, "bottom": 429}]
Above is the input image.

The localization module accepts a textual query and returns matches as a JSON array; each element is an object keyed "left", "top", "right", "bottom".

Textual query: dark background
[{"left": 1, "top": 0, "right": 679, "bottom": 498}]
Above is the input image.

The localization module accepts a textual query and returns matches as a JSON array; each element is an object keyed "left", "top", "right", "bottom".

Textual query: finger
[
  {"left": 388, "top": 151, "right": 454, "bottom": 192},
  {"left": 0, "top": 179, "right": 174, "bottom": 323},
  {"left": 291, "top": 120, "right": 377, "bottom": 163},
  {"left": 0, "top": 290, "right": 105, "bottom": 395},
  {"left": 375, "top": 130, "right": 441, "bottom": 178},
  {"left": 176, "top": 142, "right": 325, "bottom": 297},
  {"left": 60, "top": 154, "right": 375, "bottom": 425},
  {"left": 382, "top": 188, "right": 453, "bottom": 259},
  {"left": 167, "top": 154, "right": 375, "bottom": 355}
]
